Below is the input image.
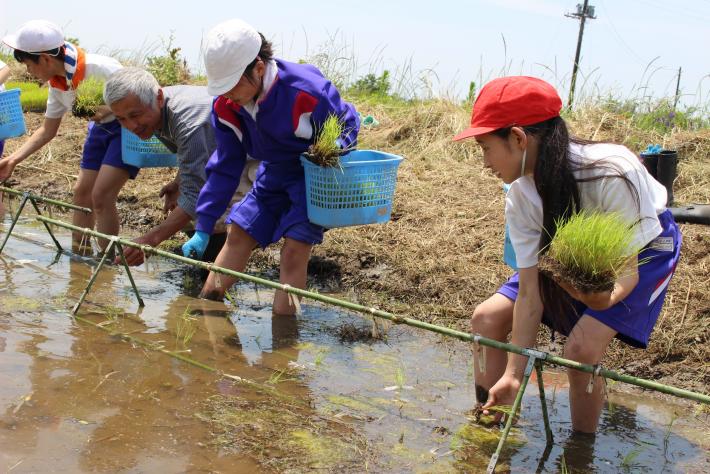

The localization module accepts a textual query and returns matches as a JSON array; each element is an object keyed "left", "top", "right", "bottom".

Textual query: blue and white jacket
[{"left": 195, "top": 59, "right": 360, "bottom": 234}]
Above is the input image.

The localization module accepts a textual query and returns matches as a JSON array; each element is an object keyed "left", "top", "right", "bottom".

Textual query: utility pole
[
  {"left": 673, "top": 67, "right": 682, "bottom": 112},
  {"left": 565, "top": 1, "right": 597, "bottom": 108}
]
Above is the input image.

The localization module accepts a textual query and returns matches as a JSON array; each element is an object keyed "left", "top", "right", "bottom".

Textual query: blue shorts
[
  {"left": 497, "top": 210, "right": 681, "bottom": 348},
  {"left": 0, "top": 139, "right": 4, "bottom": 157},
  {"left": 81, "top": 120, "right": 139, "bottom": 179},
  {"left": 226, "top": 160, "right": 325, "bottom": 248}
]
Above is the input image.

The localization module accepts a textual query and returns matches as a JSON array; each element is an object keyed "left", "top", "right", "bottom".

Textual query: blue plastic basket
[
  {"left": 121, "top": 128, "right": 177, "bottom": 168},
  {"left": 0, "top": 89, "right": 27, "bottom": 141},
  {"left": 300, "top": 149, "right": 403, "bottom": 228}
]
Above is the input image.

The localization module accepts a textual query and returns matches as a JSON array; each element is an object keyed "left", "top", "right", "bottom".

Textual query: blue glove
[{"left": 182, "top": 230, "right": 210, "bottom": 259}]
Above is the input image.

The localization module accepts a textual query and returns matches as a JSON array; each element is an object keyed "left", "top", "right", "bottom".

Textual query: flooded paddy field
[{"left": 1, "top": 217, "right": 709, "bottom": 473}]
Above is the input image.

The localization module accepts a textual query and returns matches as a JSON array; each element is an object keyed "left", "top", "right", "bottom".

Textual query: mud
[{"left": 1, "top": 219, "right": 708, "bottom": 472}]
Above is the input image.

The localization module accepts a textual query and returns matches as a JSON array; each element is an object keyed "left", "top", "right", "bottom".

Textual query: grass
[
  {"left": 6, "top": 81, "right": 48, "bottom": 112},
  {"left": 198, "top": 393, "right": 368, "bottom": 471},
  {"left": 72, "top": 77, "right": 105, "bottom": 118},
  {"left": 541, "top": 210, "right": 644, "bottom": 293},
  {"left": 175, "top": 306, "right": 198, "bottom": 348}
]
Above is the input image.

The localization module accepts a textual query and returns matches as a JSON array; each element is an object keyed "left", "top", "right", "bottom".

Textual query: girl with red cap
[{"left": 454, "top": 76, "right": 681, "bottom": 433}]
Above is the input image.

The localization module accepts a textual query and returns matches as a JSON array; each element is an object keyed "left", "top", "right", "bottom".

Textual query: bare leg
[
  {"left": 470, "top": 293, "right": 514, "bottom": 403},
  {"left": 72, "top": 168, "right": 98, "bottom": 249},
  {"left": 200, "top": 224, "right": 257, "bottom": 300},
  {"left": 563, "top": 315, "right": 617, "bottom": 433},
  {"left": 272, "top": 238, "right": 312, "bottom": 316},
  {"left": 92, "top": 165, "right": 129, "bottom": 250}
]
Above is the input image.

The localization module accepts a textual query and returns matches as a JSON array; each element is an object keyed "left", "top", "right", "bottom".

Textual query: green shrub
[
  {"left": 146, "top": 35, "right": 190, "bottom": 86},
  {"left": 349, "top": 71, "right": 391, "bottom": 97}
]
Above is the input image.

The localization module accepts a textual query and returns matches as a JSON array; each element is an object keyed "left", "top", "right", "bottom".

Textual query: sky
[{"left": 1, "top": 0, "right": 709, "bottom": 107}]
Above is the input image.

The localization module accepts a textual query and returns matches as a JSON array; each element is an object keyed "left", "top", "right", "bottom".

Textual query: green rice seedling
[
  {"left": 314, "top": 348, "right": 328, "bottom": 367},
  {"left": 560, "top": 450, "right": 569, "bottom": 474},
  {"left": 621, "top": 443, "right": 646, "bottom": 470},
  {"left": 539, "top": 210, "right": 645, "bottom": 293},
  {"left": 72, "top": 78, "right": 105, "bottom": 118},
  {"left": 175, "top": 306, "right": 198, "bottom": 348},
  {"left": 304, "top": 114, "right": 349, "bottom": 167}
]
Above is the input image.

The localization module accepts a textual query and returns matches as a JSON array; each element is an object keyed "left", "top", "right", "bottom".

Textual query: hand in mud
[
  {"left": 0, "top": 157, "right": 17, "bottom": 182},
  {"left": 556, "top": 278, "right": 613, "bottom": 311},
  {"left": 114, "top": 235, "right": 155, "bottom": 266},
  {"left": 159, "top": 181, "right": 180, "bottom": 214},
  {"left": 482, "top": 373, "right": 520, "bottom": 423}
]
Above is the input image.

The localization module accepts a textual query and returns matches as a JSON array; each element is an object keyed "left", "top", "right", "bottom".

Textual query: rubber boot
[
  {"left": 657, "top": 150, "right": 678, "bottom": 206},
  {"left": 640, "top": 152, "right": 659, "bottom": 180}
]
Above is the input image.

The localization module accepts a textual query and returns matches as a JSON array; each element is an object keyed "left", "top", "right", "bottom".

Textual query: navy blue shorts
[
  {"left": 81, "top": 120, "right": 139, "bottom": 179},
  {"left": 226, "top": 160, "right": 325, "bottom": 248},
  {"left": 497, "top": 210, "right": 681, "bottom": 348}
]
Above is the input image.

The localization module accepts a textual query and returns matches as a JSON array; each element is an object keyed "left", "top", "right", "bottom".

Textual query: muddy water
[{"left": 1, "top": 217, "right": 708, "bottom": 473}]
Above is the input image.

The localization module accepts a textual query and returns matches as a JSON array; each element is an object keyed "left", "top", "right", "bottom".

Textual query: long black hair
[{"left": 494, "top": 117, "right": 640, "bottom": 332}]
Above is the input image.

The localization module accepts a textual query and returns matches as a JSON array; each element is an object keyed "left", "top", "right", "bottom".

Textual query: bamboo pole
[
  {"left": 487, "top": 356, "right": 536, "bottom": 473},
  {"left": 0, "top": 186, "right": 91, "bottom": 213},
  {"left": 535, "top": 361, "right": 553, "bottom": 446},
  {"left": 0, "top": 193, "right": 30, "bottom": 254},
  {"left": 33, "top": 214, "right": 710, "bottom": 406}
]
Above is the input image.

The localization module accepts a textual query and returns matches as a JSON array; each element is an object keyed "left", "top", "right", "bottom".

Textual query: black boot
[
  {"left": 640, "top": 152, "right": 659, "bottom": 180},
  {"left": 657, "top": 150, "right": 678, "bottom": 206}
]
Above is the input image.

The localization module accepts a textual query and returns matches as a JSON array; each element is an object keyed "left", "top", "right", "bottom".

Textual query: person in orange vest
[{"left": 1, "top": 20, "right": 134, "bottom": 252}]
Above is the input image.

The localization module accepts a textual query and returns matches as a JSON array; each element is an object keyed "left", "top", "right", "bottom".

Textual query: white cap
[
  {"left": 203, "top": 19, "right": 262, "bottom": 96},
  {"left": 2, "top": 20, "right": 65, "bottom": 53}
]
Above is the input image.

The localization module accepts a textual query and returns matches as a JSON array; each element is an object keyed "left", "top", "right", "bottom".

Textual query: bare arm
[
  {"left": 507, "top": 266, "right": 544, "bottom": 375},
  {"left": 483, "top": 265, "right": 543, "bottom": 413},
  {"left": 0, "top": 66, "right": 11, "bottom": 86},
  {"left": 557, "top": 257, "right": 640, "bottom": 311},
  {"left": 0, "top": 117, "right": 62, "bottom": 181},
  {"left": 119, "top": 206, "right": 192, "bottom": 266},
  {"left": 141, "top": 206, "right": 192, "bottom": 247}
]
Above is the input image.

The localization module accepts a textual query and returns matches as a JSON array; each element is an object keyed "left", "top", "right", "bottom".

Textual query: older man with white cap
[
  {"left": 1, "top": 20, "right": 131, "bottom": 252},
  {"left": 183, "top": 18, "right": 360, "bottom": 316}
]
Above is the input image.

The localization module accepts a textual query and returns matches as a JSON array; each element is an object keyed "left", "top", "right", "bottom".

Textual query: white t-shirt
[
  {"left": 505, "top": 142, "right": 667, "bottom": 269},
  {"left": 0, "top": 59, "right": 7, "bottom": 91},
  {"left": 45, "top": 53, "right": 122, "bottom": 122}
]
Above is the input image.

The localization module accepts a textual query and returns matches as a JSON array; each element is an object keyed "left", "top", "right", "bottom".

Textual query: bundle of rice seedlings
[
  {"left": 539, "top": 210, "right": 644, "bottom": 293},
  {"left": 303, "top": 114, "right": 349, "bottom": 167},
  {"left": 72, "top": 78, "right": 105, "bottom": 118}
]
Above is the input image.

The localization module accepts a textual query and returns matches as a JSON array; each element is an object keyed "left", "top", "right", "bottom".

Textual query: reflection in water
[{"left": 0, "top": 221, "right": 708, "bottom": 473}]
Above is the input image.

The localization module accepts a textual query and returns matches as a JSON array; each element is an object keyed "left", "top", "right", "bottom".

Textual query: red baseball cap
[{"left": 453, "top": 76, "right": 562, "bottom": 141}]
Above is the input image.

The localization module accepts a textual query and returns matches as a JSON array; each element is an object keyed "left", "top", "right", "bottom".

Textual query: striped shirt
[{"left": 153, "top": 86, "right": 216, "bottom": 219}]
